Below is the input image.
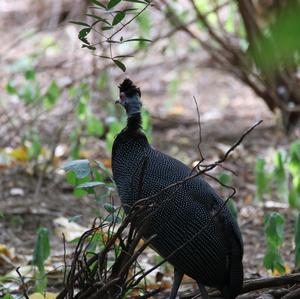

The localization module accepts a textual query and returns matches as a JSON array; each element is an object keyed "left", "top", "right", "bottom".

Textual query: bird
[{"left": 112, "top": 78, "right": 244, "bottom": 299}]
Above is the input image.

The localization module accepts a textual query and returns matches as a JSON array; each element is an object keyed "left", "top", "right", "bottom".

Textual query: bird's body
[{"left": 112, "top": 79, "right": 243, "bottom": 299}]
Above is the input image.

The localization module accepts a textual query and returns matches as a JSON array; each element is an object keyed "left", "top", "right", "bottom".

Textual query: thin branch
[{"left": 16, "top": 267, "right": 29, "bottom": 299}]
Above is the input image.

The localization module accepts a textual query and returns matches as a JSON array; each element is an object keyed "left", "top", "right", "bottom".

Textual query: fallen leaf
[
  {"left": 7, "top": 146, "right": 28, "bottom": 161},
  {"left": 29, "top": 292, "right": 57, "bottom": 299}
]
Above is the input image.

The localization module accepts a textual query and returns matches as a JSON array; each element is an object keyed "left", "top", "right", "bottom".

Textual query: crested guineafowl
[{"left": 112, "top": 78, "right": 244, "bottom": 299}]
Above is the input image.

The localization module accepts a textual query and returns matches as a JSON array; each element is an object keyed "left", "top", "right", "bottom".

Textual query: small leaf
[
  {"left": 6, "top": 81, "right": 17, "bottom": 95},
  {"left": 63, "top": 159, "right": 91, "bottom": 179},
  {"left": 70, "top": 21, "right": 91, "bottom": 27},
  {"left": 25, "top": 69, "right": 36, "bottom": 80},
  {"left": 90, "top": 0, "right": 106, "bottom": 8},
  {"left": 263, "top": 246, "right": 285, "bottom": 274},
  {"left": 82, "top": 44, "right": 96, "bottom": 50},
  {"left": 32, "top": 227, "right": 50, "bottom": 272},
  {"left": 66, "top": 171, "right": 77, "bottom": 186},
  {"left": 107, "top": 0, "right": 122, "bottom": 9},
  {"left": 255, "top": 158, "right": 268, "bottom": 201},
  {"left": 112, "top": 11, "right": 126, "bottom": 25},
  {"left": 102, "top": 25, "right": 114, "bottom": 31},
  {"left": 44, "top": 80, "right": 60, "bottom": 109},
  {"left": 289, "top": 188, "right": 300, "bottom": 210},
  {"left": 78, "top": 28, "right": 91, "bottom": 44},
  {"left": 85, "top": 14, "right": 111, "bottom": 25},
  {"left": 264, "top": 212, "right": 285, "bottom": 247},
  {"left": 113, "top": 59, "right": 126, "bottom": 72},
  {"left": 104, "top": 203, "right": 117, "bottom": 213},
  {"left": 76, "top": 181, "right": 105, "bottom": 189}
]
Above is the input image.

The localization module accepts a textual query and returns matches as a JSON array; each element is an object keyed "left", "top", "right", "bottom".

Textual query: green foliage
[
  {"left": 70, "top": 0, "right": 152, "bottom": 72},
  {"left": 255, "top": 158, "right": 268, "bottom": 201},
  {"left": 63, "top": 159, "right": 91, "bottom": 179},
  {"left": 263, "top": 212, "right": 285, "bottom": 274},
  {"left": 294, "top": 213, "right": 300, "bottom": 269},
  {"left": 32, "top": 227, "right": 50, "bottom": 293},
  {"left": 255, "top": 142, "right": 300, "bottom": 205},
  {"left": 273, "top": 151, "right": 288, "bottom": 200}
]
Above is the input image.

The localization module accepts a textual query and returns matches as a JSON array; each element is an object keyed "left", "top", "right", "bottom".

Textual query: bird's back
[{"left": 112, "top": 133, "right": 243, "bottom": 297}]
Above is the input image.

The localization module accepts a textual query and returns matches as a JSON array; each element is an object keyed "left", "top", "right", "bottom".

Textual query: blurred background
[{"left": 1, "top": 0, "right": 300, "bottom": 297}]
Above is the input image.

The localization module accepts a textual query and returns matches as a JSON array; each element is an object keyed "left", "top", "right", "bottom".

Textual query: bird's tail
[
  {"left": 222, "top": 245, "right": 244, "bottom": 299},
  {"left": 222, "top": 260, "right": 243, "bottom": 299}
]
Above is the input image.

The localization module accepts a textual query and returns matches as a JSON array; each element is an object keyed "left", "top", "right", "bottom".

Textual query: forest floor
[{"left": 1, "top": 1, "right": 300, "bottom": 298}]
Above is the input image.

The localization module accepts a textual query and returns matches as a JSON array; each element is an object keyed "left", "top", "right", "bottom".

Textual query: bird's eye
[{"left": 120, "top": 92, "right": 126, "bottom": 102}]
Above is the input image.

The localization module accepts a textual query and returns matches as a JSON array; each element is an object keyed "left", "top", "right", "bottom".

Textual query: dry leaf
[{"left": 29, "top": 292, "right": 57, "bottom": 299}]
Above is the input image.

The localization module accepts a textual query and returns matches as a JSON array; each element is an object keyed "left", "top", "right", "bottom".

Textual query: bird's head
[{"left": 116, "top": 78, "right": 142, "bottom": 117}]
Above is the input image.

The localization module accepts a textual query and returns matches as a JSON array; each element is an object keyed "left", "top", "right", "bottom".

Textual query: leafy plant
[
  {"left": 255, "top": 158, "right": 268, "bottom": 201},
  {"left": 71, "top": 0, "right": 153, "bottom": 72},
  {"left": 32, "top": 227, "right": 51, "bottom": 293},
  {"left": 263, "top": 212, "right": 286, "bottom": 274}
]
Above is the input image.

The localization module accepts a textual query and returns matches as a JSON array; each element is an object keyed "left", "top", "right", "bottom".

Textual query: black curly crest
[{"left": 119, "top": 78, "right": 141, "bottom": 97}]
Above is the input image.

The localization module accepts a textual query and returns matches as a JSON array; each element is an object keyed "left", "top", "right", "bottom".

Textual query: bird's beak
[{"left": 115, "top": 99, "right": 120, "bottom": 104}]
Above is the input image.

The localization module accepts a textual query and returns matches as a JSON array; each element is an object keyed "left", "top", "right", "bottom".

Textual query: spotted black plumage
[{"left": 112, "top": 79, "right": 244, "bottom": 299}]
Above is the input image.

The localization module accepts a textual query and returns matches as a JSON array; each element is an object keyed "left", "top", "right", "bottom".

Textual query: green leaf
[
  {"left": 78, "top": 28, "right": 91, "bottom": 44},
  {"left": 28, "top": 134, "right": 42, "bottom": 161},
  {"left": 6, "top": 81, "right": 17, "bottom": 95},
  {"left": 63, "top": 159, "right": 91, "bottom": 179},
  {"left": 107, "top": 0, "right": 122, "bottom": 9},
  {"left": 76, "top": 181, "right": 105, "bottom": 189},
  {"left": 70, "top": 21, "right": 91, "bottom": 27},
  {"left": 3, "top": 294, "right": 14, "bottom": 299},
  {"left": 90, "top": 0, "right": 106, "bottom": 8},
  {"left": 272, "top": 150, "right": 288, "bottom": 199},
  {"left": 82, "top": 44, "right": 96, "bottom": 50},
  {"left": 289, "top": 188, "right": 300, "bottom": 210},
  {"left": 295, "top": 213, "right": 300, "bottom": 268},
  {"left": 66, "top": 171, "right": 77, "bottom": 186},
  {"left": 102, "top": 25, "right": 114, "bottom": 31},
  {"left": 113, "top": 59, "right": 126, "bottom": 72},
  {"left": 87, "top": 115, "right": 104, "bottom": 137},
  {"left": 288, "top": 142, "right": 300, "bottom": 178},
  {"left": 44, "top": 80, "right": 60, "bottom": 109},
  {"left": 112, "top": 11, "right": 126, "bottom": 25},
  {"left": 264, "top": 212, "right": 285, "bottom": 247},
  {"left": 74, "top": 188, "right": 88, "bottom": 198},
  {"left": 25, "top": 69, "right": 36, "bottom": 80},
  {"left": 104, "top": 203, "right": 117, "bottom": 213},
  {"left": 85, "top": 14, "right": 111, "bottom": 25},
  {"left": 18, "top": 82, "right": 41, "bottom": 104},
  {"left": 32, "top": 227, "right": 50, "bottom": 273},
  {"left": 255, "top": 158, "right": 268, "bottom": 201},
  {"left": 263, "top": 246, "right": 285, "bottom": 274}
]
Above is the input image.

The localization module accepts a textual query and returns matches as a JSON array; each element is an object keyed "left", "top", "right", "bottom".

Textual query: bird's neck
[{"left": 126, "top": 112, "right": 142, "bottom": 133}]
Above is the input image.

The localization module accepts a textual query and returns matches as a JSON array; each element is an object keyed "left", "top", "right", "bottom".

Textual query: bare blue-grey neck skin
[{"left": 123, "top": 94, "right": 142, "bottom": 117}]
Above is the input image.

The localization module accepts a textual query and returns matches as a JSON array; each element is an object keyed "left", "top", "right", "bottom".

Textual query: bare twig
[{"left": 16, "top": 266, "right": 29, "bottom": 299}]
